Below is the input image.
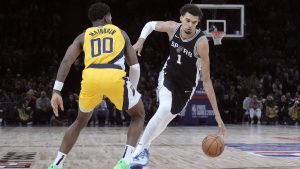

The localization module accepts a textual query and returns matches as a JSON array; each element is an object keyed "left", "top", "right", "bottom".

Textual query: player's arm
[
  {"left": 133, "top": 21, "right": 178, "bottom": 56},
  {"left": 196, "top": 37, "right": 226, "bottom": 136},
  {"left": 121, "top": 30, "right": 140, "bottom": 89},
  {"left": 51, "top": 33, "right": 84, "bottom": 116}
]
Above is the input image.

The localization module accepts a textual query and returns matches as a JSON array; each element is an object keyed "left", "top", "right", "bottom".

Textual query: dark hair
[
  {"left": 88, "top": 2, "right": 110, "bottom": 22},
  {"left": 180, "top": 4, "right": 203, "bottom": 20}
]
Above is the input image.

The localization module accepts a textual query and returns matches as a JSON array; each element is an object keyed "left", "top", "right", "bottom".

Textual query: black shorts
[{"left": 160, "top": 74, "right": 196, "bottom": 114}]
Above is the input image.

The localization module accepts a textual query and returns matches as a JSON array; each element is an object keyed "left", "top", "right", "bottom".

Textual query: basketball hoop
[{"left": 211, "top": 31, "right": 225, "bottom": 45}]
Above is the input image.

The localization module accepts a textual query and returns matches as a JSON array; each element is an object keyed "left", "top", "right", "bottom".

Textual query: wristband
[{"left": 53, "top": 80, "right": 64, "bottom": 91}]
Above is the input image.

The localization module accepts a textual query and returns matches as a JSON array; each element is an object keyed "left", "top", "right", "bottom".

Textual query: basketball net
[{"left": 211, "top": 31, "right": 225, "bottom": 45}]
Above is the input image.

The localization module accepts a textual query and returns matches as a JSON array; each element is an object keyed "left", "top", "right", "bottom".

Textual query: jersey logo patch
[{"left": 176, "top": 46, "right": 184, "bottom": 53}]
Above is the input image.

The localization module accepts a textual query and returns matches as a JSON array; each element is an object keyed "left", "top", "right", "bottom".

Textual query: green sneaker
[
  {"left": 48, "top": 164, "right": 61, "bottom": 169},
  {"left": 113, "top": 159, "right": 130, "bottom": 169}
]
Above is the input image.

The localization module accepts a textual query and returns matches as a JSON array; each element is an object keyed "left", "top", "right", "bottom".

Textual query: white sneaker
[{"left": 131, "top": 149, "right": 150, "bottom": 168}]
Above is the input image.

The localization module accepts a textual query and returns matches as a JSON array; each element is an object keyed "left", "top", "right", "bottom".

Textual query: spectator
[
  {"left": 249, "top": 95, "right": 263, "bottom": 124},
  {"left": 242, "top": 93, "right": 252, "bottom": 123},
  {"left": 288, "top": 96, "right": 300, "bottom": 125},
  {"left": 265, "top": 95, "right": 278, "bottom": 124},
  {"left": 64, "top": 93, "right": 78, "bottom": 125},
  {"left": 220, "top": 94, "right": 232, "bottom": 123},
  {"left": 0, "top": 89, "right": 12, "bottom": 126},
  {"left": 23, "top": 89, "right": 36, "bottom": 118},
  {"left": 278, "top": 94, "right": 289, "bottom": 125},
  {"left": 213, "top": 79, "right": 225, "bottom": 104},
  {"left": 15, "top": 100, "right": 31, "bottom": 126},
  {"left": 0, "top": 1, "right": 299, "bottom": 127},
  {"left": 142, "top": 91, "right": 153, "bottom": 121},
  {"left": 34, "top": 91, "right": 51, "bottom": 125}
]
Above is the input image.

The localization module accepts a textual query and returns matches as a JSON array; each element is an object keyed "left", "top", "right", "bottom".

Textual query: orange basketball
[{"left": 202, "top": 134, "right": 224, "bottom": 157}]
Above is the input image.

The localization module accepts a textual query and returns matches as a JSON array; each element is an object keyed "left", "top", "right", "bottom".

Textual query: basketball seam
[
  {"left": 202, "top": 135, "right": 224, "bottom": 157},
  {"left": 206, "top": 135, "right": 218, "bottom": 157},
  {"left": 214, "top": 138, "right": 219, "bottom": 156}
]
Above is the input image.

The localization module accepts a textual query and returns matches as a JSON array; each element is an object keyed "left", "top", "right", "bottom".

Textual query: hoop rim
[
  {"left": 210, "top": 31, "right": 226, "bottom": 37},
  {"left": 210, "top": 31, "right": 225, "bottom": 45}
]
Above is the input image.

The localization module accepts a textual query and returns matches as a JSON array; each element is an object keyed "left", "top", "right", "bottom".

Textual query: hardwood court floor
[{"left": 1, "top": 125, "right": 300, "bottom": 169}]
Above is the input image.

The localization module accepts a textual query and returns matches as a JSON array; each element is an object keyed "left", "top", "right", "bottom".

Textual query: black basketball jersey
[{"left": 163, "top": 25, "right": 205, "bottom": 89}]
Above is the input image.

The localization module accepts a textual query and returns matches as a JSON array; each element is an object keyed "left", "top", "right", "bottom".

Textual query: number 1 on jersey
[{"left": 176, "top": 54, "right": 182, "bottom": 64}]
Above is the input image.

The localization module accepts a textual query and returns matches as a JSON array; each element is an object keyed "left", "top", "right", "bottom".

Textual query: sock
[
  {"left": 53, "top": 151, "right": 67, "bottom": 168},
  {"left": 122, "top": 145, "right": 135, "bottom": 164},
  {"left": 132, "top": 143, "right": 144, "bottom": 157}
]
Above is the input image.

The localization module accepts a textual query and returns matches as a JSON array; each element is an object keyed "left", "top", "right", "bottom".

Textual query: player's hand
[
  {"left": 51, "top": 91, "right": 64, "bottom": 117},
  {"left": 215, "top": 115, "right": 226, "bottom": 136},
  {"left": 133, "top": 38, "right": 145, "bottom": 56}
]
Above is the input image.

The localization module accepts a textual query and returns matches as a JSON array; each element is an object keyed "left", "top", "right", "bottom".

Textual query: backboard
[{"left": 195, "top": 4, "right": 245, "bottom": 38}]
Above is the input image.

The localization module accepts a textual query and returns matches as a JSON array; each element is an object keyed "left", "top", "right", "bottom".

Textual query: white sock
[
  {"left": 132, "top": 143, "right": 144, "bottom": 157},
  {"left": 53, "top": 151, "right": 67, "bottom": 168},
  {"left": 122, "top": 145, "right": 135, "bottom": 164}
]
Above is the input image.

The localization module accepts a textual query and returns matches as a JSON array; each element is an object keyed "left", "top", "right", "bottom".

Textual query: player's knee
[
  {"left": 158, "top": 103, "right": 171, "bottom": 114},
  {"left": 127, "top": 100, "right": 145, "bottom": 120},
  {"left": 135, "top": 112, "right": 145, "bottom": 122},
  {"left": 74, "top": 112, "right": 92, "bottom": 129},
  {"left": 131, "top": 107, "right": 145, "bottom": 120}
]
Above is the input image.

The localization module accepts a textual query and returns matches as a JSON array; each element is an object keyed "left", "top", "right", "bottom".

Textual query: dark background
[{"left": 0, "top": 0, "right": 299, "bottom": 125}]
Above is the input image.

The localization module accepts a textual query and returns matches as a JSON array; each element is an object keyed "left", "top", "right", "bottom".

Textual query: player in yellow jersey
[{"left": 48, "top": 2, "right": 145, "bottom": 169}]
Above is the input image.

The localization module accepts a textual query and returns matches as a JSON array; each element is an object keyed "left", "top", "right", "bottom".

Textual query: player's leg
[
  {"left": 134, "top": 86, "right": 176, "bottom": 152},
  {"left": 130, "top": 86, "right": 177, "bottom": 167},
  {"left": 115, "top": 99, "right": 145, "bottom": 169},
  {"left": 126, "top": 99, "right": 145, "bottom": 149},
  {"left": 114, "top": 99, "right": 145, "bottom": 169},
  {"left": 48, "top": 109, "right": 93, "bottom": 169},
  {"left": 108, "top": 77, "right": 145, "bottom": 169},
  {"left": 49, "top": 68, "right": 103, "bottom": 169},
  {"left": 134, "top": 72, "right": 177, "bottom": 152}
]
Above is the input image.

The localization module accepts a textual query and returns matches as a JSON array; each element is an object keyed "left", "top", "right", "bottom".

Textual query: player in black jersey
[{"left": 130, "top": 4, "right": 226, "bottom": 167}]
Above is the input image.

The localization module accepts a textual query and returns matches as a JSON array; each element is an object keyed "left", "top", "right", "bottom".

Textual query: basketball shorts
[
  {"left": 79, "top": 64, "right": 141, "bottom": 112},
  {"left": 157, "top": 71, "right": 198, "bottom": 114}
]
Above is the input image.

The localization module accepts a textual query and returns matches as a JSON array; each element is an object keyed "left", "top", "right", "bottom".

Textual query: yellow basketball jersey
[{"left": 83, "top": 24, "right": 125, "bottom": 68}]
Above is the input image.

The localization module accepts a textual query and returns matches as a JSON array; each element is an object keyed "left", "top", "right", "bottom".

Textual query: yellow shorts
[{"left": 79, "top": 64, "right": 141, "bottom": 112}]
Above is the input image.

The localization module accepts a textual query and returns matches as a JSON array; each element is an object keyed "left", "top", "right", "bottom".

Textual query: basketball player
[
  {"left": 48, "top": 3, "right": 144, "bottom": 169},
  {"left": 130, "top": 4, "right": 226, "bottom": 167}
]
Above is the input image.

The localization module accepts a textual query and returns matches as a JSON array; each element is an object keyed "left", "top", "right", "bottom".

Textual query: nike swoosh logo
[{"left": 175, "top": 35, "right": 179, "bottom": 38}]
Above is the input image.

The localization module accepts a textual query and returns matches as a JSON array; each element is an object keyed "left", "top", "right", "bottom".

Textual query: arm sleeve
[{"left": 140, "top": 21, "right": 157, "bottom": 39}]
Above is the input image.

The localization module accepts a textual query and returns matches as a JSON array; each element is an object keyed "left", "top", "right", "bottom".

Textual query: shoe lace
[{"left": 134, "top": 150, "right": 147, "bottom": 160}]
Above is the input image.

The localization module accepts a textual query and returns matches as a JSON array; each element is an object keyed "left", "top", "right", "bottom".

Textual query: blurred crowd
[{"left": 0, "top": 0, "right": 299, "bottom": 126}]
